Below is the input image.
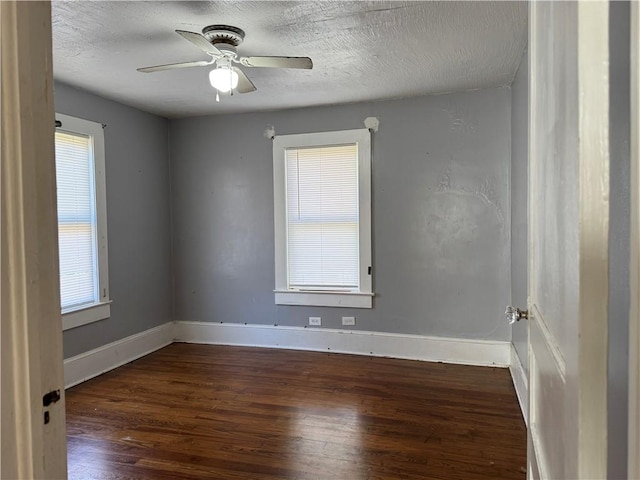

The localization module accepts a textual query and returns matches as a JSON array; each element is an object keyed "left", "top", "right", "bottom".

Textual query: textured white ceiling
[{"left": 51, "top": 1, "right": 527, "bottom": 118}]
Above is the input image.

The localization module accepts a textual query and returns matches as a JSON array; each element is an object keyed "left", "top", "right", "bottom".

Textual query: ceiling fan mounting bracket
[{"left": 202, "top": 25, "right": 245, "bottom": 47}]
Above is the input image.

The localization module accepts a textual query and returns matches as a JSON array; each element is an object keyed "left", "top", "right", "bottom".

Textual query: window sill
[
  {"left": 274, "top": 290, "right": 373, "bottom": 308},
  {"left": 62, "top": 301, "right": 111, "bottom": 331}
]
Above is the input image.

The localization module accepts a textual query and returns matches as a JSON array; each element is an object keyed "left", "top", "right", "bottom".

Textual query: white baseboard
[
  {"left": 63, "top": 322, "right": 175, "bottom": 389},
  {"left": 64, "top": 321, "right": 512, "bottom": 389},
  {"left": 509, "top": 343, "right": 529, "bottom": 424},
  {"left": 174, "top": 321, "right": 510, "bottom": 367}
]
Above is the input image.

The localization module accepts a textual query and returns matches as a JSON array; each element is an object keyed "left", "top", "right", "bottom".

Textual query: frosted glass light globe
[{"left": 209, "top": 67, "right": 239, "bottom": 93}]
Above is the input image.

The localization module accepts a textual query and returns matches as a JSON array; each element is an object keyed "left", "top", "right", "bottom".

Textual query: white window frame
[
  {"left": 273, "top": 128, "right": 373, "bottom": 308},
  {"left": 55, "top": 113, "right": 111, "bottom": 330}
]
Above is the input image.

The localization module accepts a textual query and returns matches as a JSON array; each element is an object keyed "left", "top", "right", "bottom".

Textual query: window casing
[
  {"left": 55, "top": 113, "right": 110, "bottom": 330},
  {"left": 273, "top": 129, "right": 373, "bottom": 308}
]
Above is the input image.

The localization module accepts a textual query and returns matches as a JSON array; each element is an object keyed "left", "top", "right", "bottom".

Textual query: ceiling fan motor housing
[
  {"left": 202, "top": 25, "right": 245, "bottom": 46},
  {"left": 202, "top": 25, "right": 244, "bottom": 58}
]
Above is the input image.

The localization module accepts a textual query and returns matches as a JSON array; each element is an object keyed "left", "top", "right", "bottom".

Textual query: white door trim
[
  {"left": 629, "top": 1, "right": 640, "bottom": 477},
  {"left": 528, "top": 1, "right": 609, "bottom": 478},
  {"left": 576, "top": 2, "right": 610, "bottom": 476},
  {"left": 0, "top": 2, "right": 68, "bottom": 478}
]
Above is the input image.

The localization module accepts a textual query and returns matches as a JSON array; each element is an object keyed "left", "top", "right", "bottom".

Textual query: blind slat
[
  {"left": 55, "top": 131, "right": 99, "bottom": 310},
  {"left": 285, "top": 144, "right": 359, "bottom": 289}
]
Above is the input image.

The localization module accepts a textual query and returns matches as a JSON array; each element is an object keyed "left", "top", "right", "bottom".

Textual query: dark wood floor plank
[{"left": 66, "top": 343, "right": 526, "bottom": 479}]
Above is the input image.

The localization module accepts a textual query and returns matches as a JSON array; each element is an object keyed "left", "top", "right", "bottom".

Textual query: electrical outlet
[
  {"left": 309, "top": 316, "right": 321, "bottom": 326},
  {"left": 342, "top": 316, "right": 356, "bottom": 326}
]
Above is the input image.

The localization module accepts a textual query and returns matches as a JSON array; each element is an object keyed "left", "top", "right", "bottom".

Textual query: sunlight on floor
[{"left": 291, "top": 405, "right": 365, "bottom": 479}]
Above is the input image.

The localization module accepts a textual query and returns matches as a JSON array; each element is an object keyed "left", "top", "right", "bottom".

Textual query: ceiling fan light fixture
[{"left": 209, "top": 66, "right": 239, "bottom": 93}]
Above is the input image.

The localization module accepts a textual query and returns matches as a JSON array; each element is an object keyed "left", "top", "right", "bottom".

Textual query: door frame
[
  {"left": 629, "top": 1, "right": 640, "bottom": 477},
  {"left": 0, "top": 1, "right": 68, "bottom": 478},
  {"left": 575, "top": 2, "right": 610, "bottom": 475},
  {"left": 527, "top": 1, "right": 609, "bottom": 478}
]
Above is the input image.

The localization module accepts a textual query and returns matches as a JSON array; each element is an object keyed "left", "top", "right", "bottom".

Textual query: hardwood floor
[{"left": 66, "top": 343, "right": 526, "bottom": 480}]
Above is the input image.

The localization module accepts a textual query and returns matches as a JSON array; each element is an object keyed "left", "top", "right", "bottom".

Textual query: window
[
  {"left": 273, "top": 129, "right": 373, "bottom": 308},
  {"left": 55, "top": 113, "right": 110, "bottom": 330}
]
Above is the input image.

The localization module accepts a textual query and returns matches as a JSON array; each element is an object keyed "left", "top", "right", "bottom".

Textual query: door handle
[{"left": 505, "top": 306, "right": 528, "bottom": 324}]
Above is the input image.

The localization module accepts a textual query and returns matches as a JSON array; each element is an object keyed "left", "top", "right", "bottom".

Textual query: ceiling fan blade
[
  {"left": 175, "top": 29, "right": 222, "bottom": 56},
  {"left": 240, "top": 56, "right": 313, "bottom": 69},
  {"left": 137, "top": 60, "right": 213, "bottom": 73},
  {"left": 233, "top": 67, "right": 257, "bottom": 93}
]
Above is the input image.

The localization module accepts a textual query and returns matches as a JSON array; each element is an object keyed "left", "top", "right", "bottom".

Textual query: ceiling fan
[{"left": 137, "top": 25, "right": 313, "bottom": 100}]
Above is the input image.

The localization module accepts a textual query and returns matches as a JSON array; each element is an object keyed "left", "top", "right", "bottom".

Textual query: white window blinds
[
  {"left": 55, "top": 131, "right": 99, "bottom": 311},
  {"left": 285, "top": 144, "right": 359, "bottom": 290}
]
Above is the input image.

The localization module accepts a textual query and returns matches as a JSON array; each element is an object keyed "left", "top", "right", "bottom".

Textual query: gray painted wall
[
  {"left": 510, "top": 49, "right": 529, "bottom": 371},
  {"left": 54, "top": 82, "right": 173, "bottom": 358},
  {"left": 608, "top": 2, "right": 630, "bottom": 478},
  {"left": 170, "top": 88, "right": 512, "bottom": 340}
]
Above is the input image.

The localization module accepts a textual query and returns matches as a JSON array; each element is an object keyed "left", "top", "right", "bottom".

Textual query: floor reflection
[
  {"left": 290, "top": 403, "right": 366, "bottom": 479},
  {"left": 67, "top": 436, "right": 111, "bottom": 478}
]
